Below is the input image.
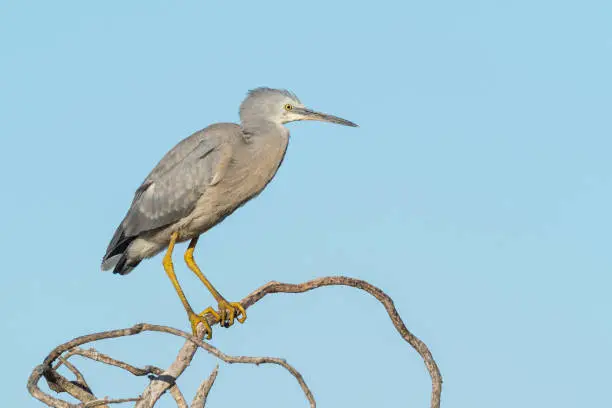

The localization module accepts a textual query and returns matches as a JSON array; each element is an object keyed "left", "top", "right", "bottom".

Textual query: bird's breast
[
  {"left": 181, "top": 133, "right": 289, "bottom": 237},
  {"left": 232, "top": 134, "right": 289, "bottom": 199}
]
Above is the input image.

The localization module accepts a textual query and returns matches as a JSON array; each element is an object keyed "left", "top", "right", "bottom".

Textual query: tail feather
[
  {"left": 102, "top": 225, "right": 139, "bottom": 275},
  {"left": 101, "top": 254, "right": 122, "bottom": 271},
  {"left": 112, "top": 254, "right": 140, "bottom": 275},
  {"left": 104, "top": 226, "right": 130, "bottom": 260}
]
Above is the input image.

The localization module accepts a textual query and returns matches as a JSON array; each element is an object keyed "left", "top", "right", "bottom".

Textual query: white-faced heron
[{"left": 102, "top": 87, "right": 358, "bottom": 338}]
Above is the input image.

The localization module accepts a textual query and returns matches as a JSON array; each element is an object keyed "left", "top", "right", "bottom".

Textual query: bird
[{"left": 101, "top": 87, "right": 358, "bottom": 339}]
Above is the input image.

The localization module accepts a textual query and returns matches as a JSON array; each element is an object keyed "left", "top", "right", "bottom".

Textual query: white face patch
[{"left": 280, "top": 103, "right": 306, "bottom": 124}]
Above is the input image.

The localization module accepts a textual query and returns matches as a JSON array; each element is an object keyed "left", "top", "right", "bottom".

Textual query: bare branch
[
  {"left": 136, "top": 324, "right": 315, "bottom": 408},
  {"left": 134, "top": 324, "right": 207, "bottom": 408},
  {"left": 67, "top": 348, "right": 163, "bottom": 376},
  {"left": 240, "top": 277, "right": 443, "bottom": 408},
  {"left": 31, "top": 323, "right": 312, "bottom": 408},
  {"left": 80, "top": 397, "right": 140, "bottom": 407},
  {"left": 28, "top": 276, "right": 441, "bottom": 408},
  {"left": 28, "top": 365, "right": 74, "bottom": 408},
  {"left": 64, "top": 348, "right": 188, "bottom": 408},
  {"left": 43, "top": 367, "right": 101, "bottom": 407},
  {"left": 168, "top": 387, "right": 189, "bottom": 408},
  {"left": 190, "top": 366, "right": 218, "bottom": 408},
  {"left": 57, "top": 357, "right": 90, "bottom": 394}
]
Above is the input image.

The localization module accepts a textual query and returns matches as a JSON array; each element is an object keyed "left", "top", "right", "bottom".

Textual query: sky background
[{"left": 1, "top": 1, "right": 611, "bottom": 407}]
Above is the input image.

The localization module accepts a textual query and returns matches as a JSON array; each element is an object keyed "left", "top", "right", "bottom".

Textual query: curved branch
[
  {"left": 63, "top": 348, "right": 188, "bottom": 407},
  {"left": 33, "top": 323, "right": 314, "bottom": 408},
  {"left": 42, "top": 367, "right": 100, "bottom": 406},
  {"left": 28, "top": 276, "right": 441, "bottom": 408},
  {"left": 239, "top": 276, "right": 443, "bottom": 408},
  {"left": 28, "top": 365, "right": 73, "bottom": 408},
  {"left": 62, "top": 348, "right": 162, "bottom": 376}
]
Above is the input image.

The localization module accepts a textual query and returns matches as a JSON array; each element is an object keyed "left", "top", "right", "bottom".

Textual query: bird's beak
[{"left": 293, "top": 107, "right": 358, "bottom": 127}]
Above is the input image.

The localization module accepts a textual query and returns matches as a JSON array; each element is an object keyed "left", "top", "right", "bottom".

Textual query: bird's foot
[
  {"left": 192, "top": 301, "right": 246, "bottom": 338},
  {"left": 188, "top": 312, "right": 213, "bottom": 340},
  {"left": 215, "top": 300, "right": 247, "bottom": 328}
]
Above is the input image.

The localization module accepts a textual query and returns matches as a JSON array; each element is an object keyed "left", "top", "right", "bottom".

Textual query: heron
[{"left": 101, "top": 87, "right": 358, "bottom": 339}]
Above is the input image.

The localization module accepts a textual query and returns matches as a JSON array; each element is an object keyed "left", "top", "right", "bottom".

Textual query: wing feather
[{"left": 120, "top": 124, "right": 239, "bottom": 237}]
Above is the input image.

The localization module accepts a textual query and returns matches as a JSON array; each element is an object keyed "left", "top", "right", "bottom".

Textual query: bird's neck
[
  {"left": 240, "top": 120, "right": 290, "bottom": 187},
  {"left": 241, "top": 120, "right": 289, "bottom": 143}
]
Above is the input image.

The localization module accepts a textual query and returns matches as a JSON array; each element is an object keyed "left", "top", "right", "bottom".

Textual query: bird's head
[{"left": 239, "top": 87, "right": 358, "bottom": 128}]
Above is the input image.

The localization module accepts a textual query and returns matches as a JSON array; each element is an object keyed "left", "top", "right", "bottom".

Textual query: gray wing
[{"left": 121, "top": 123, "right": 238, "bottom": 237}]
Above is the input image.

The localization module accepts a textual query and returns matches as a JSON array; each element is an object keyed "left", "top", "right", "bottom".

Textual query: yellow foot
[
  {"left": 188, "top": 312, "right": 213, "bottom": 339},
  {"left": 216, "top": 300, "right": 247, "bottom": 328}
]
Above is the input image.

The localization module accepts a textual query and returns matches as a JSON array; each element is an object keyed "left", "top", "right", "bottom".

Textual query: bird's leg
[
  {"left": 184, "top": 237, "right": 247, "bottom": 328},
  {"left": 163, "top": 232, "right": 213, "bottom": 339}
]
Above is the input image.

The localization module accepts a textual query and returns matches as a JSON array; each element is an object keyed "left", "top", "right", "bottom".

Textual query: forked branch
[{"left": 28, "top": 276, "right": 442, "bottom": 408}]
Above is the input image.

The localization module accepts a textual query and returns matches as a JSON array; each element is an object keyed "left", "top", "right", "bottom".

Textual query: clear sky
[{"left": 1, "top": 1, "right": 611, "bottom": 407}]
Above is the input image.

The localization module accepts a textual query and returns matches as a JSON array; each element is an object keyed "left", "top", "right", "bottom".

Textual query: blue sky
[{"left": 1, "top": 1, "right": 611, "bottom": 407}]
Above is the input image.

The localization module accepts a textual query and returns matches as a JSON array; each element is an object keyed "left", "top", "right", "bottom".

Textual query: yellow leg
[
  {"left": 163, "top": 232, "right": 213, "bottom": 339},
  {"left": 184, "top": 237, "right": 247, "bottom": 328}
]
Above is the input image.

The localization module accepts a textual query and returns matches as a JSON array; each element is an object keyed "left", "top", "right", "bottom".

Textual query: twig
[
  {"left": 56, "top": 357, "right": 90, "bottom": 393},
  {"left": 64, "top": 348, "right": 162, "bottom": 376},
  {"left": 80, "top": 397, "right": 140, "bottom": 407},
  {"left": 190, "top": 366, "right": 219, "bottom": 408}
]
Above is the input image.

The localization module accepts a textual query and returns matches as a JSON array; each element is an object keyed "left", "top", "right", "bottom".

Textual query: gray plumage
[{"left": 102, "top": 87, "right": 357, "bottom": 275}]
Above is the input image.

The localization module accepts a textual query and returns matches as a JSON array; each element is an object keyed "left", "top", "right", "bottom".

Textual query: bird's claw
[
  {"left": 192, "top": 301, "right": 246, "bottom": 338},
  {"left": 216, "top": 300, "right": 247, "bottom": 328},
  {"left": 189, "top": 312, "right": 213, "bottom": 340}
]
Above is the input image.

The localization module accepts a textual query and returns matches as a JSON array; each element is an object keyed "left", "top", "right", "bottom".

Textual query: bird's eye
[{"left": 284, "top": 104, "right": 293, "bottom": 111}]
